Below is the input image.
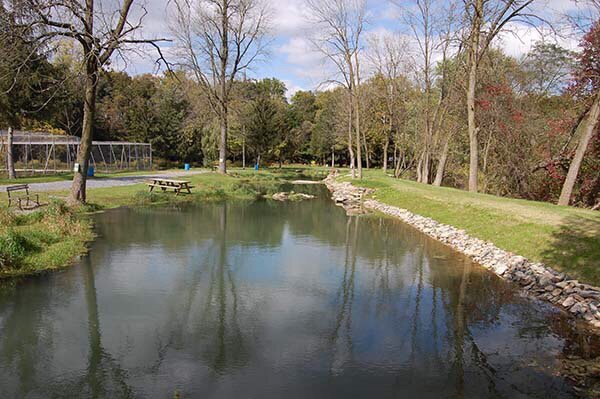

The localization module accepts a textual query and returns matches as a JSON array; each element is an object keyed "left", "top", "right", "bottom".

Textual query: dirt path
[{"left": 0, "top": 170, "right": 206, "bottom": 192}]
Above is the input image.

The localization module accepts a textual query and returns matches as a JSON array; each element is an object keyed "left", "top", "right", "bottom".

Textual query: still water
[{"left": 0, "top": 187, "right": 597, "bottom": 398}]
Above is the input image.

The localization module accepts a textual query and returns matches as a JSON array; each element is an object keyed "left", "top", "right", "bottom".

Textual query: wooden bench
[
  {"left": 6, "top": 184, "right": 40, "bottom": 210},
  {"left": 146, "top": 178, "right": 194, "bottom": 196}
]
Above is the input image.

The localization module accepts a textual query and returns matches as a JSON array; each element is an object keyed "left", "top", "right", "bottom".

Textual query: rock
[
  {"left": 271, "top": 192, "right": 315, "bottom": 201},
  {"left": 539, "top": 272, "right": 554, "bottom": 286},
  {"left": 562, "top": 297, "right": 577, "bottom": 308},
  {"left": 555, "top": 281, "right": 569, "bottom": 289},
  {"left": 551, "top": 288, "right": 562, "bottom": 297},
  {"left": 570, "top": 303, "right": 583, "bottom": 314},
  {"left": 578, "top": 290, "right": 600, "bottom": 299}
]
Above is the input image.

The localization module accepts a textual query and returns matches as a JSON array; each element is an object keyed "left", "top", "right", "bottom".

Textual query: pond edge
[{"left": 324, "top": 172, "right": 600, "bottom": 331}]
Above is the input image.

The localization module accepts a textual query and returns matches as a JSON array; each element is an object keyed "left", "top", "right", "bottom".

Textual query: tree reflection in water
[{"left": 0, "top": 196, "right": 597, "bottom": 398}]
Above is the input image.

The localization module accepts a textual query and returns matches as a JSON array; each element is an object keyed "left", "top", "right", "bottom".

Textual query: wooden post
[{"left": 7, "top": 127, "right": 16, "bottom": 179}]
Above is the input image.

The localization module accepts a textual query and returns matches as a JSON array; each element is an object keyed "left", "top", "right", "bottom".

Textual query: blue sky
[{"left": 124, "top": 0, "right": 586, "bottom": 98}]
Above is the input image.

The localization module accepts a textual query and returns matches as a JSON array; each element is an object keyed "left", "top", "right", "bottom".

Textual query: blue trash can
[
  {"left": 184, "top": 163, "right": 190, "bottom": 171},
  {"left": 87, "top": 166, "right": 95, "bottom": 177},
  {"left": 254, "top": 163, "right": 259, "bottom": 171}
]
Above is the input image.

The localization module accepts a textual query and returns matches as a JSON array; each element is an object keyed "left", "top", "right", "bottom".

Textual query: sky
[{"left": 123, "top": 0, "right": 589, "bottom": 98}]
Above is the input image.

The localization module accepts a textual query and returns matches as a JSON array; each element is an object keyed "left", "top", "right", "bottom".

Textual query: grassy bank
[
  {"left": 0, "top": 168, "right": 327, "bottom": 278},
  {"left": 341, "top": 170, "right": 600, "bottom": 286},
  {"left": 0, "top": 200, "right": 93, "bottom": 278}
]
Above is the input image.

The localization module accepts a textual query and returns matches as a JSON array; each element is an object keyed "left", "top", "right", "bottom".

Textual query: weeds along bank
[
  {"left": 0, "top": 201, "right": 93, "bottom": 278},
  {"left": 0, "top": 169, "right": 328, "bottom": 279}
]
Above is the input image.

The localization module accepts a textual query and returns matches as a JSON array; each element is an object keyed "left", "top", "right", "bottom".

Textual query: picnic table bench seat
[{"left": 6, "top": 184, "right": 40, "bottom": 210}]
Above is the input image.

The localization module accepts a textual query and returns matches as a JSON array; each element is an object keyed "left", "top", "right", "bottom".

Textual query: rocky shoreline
[{"left": 324, "top": 172, "right": 600, "bottom": 329}]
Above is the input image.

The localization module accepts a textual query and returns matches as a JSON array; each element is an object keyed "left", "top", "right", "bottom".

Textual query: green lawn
[{"left": 341, "top": 170, "right": 600, "bottom": 286}]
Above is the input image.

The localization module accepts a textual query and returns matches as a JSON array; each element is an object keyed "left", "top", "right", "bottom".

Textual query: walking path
[{"left": 0, "top": 170, "right": 206, "bottom": 192}]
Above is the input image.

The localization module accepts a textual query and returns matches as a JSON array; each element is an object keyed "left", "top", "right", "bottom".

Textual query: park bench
[
  {"left": 6, "top": 184, "right": 40, "bottom": 210},
  {"left": 146, "top": 178, "right": 194, "bottom": 196}
]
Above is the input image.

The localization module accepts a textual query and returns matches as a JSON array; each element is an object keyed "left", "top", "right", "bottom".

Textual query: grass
[
  {"left": 0, "top": 200, "right": 93, "bottom": 278},
  {"left": 0, "top": 167, "right": 329, "bottom": 278},
  {"left": 340, "top": 169, "right": 600, "bottom": 287}
]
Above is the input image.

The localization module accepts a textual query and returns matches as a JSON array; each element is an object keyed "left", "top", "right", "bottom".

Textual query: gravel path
[{"left": 0, "top": 170, "right": 206, "bottom": 192}]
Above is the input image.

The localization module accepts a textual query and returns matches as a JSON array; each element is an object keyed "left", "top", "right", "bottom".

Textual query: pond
[{"left": 0, "top": 186, "right": 597, "bottom": 398}]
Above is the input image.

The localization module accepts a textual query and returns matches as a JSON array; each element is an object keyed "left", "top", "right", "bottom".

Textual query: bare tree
[
  {"left": 10, "top": 0, "right": 169, "bottom": 204},
  {"left": 462, "top": 0, "right": 535, "bottom": 192},
  {"left": 307, "top": 0, "right": 366, "bottom": 179},
  {"left": 171, "top": 0, "right": 269, "bottom": 174},
  {"left": 368, "top": 31, "right": 410, "bottom": 174}
]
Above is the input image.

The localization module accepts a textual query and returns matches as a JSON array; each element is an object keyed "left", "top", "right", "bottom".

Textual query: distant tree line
[{"left": 0, "top": 0, "right": 598, "bottom": 208}]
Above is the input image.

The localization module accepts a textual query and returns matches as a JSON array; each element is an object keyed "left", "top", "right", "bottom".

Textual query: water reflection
[{"left": 0, "top": 190, "right": 598, "bottom": 398}]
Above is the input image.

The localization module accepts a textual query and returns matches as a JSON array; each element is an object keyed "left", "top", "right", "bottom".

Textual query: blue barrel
[
  {"left": 87, "top": 166, "right": 95, "bottom": 177},
  {"left": 254, "top": 163, "right": 259, "bottom": 170},
  {"left": 184, "top": 163, "right": 190, "bottom": 171}
]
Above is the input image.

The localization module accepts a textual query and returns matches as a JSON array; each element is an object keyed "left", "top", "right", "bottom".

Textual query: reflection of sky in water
[{"left": 0, "top": 197, "right": 592, "bottom": 398}]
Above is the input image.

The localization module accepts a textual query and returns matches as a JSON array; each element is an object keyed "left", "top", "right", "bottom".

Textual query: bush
[{"left": 0, "top": 230, "right": 27, "bottom": 270}]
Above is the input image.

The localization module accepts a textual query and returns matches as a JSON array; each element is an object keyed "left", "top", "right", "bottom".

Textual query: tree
[
  {"left": 306, "top": 0, "right": 366, "bottom": 178},
  {"left": 522, "top": 42, "right": 575, "bottom": 95},
  {"left": 245, "top": 93, "right": 284, "bottom": 166},
  {"left": 462, "top": 0, "right": 535, "bottom": 192},
  {"left": 10, "top": 0, "right": 169, "bottom": 204},
  {"left": 367, "top": 31, "right": 410, "bottom": 174},
  {"left": 172, "top": 0, "right": 269, "bottom": 174},
  {"left": 558, "top": 20, "right": 600, "bottom": 206}
]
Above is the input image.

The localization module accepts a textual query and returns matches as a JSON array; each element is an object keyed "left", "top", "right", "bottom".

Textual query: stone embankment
[{"left": 324, "top": 172, "right": 600, "bottom": 329}]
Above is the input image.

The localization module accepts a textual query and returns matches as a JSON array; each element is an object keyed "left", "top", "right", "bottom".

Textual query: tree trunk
[
  {"left": 433, "top": 135, "right": 450, "bottom": 186},
  {"left": 69, "top": 60, "right": 98, "bottom": 205},
  {"left": 351, "top": 53, "right": 362, "bottom": 179},
  {"left": 218, "top": 106, "right": 227, "bottom": 174},
  {"left": 218, "top": 0, "right": 229, "bottom": 174},
  {"left": 353, "top": 91, "right": 362, "bottom": 178},
  {"left": 416, "top": 155, "right": 423, "bottom": 183},
  {"left": 347, "top": 101, "right": 355, "bottom": 178},
  {"left": 331, "top": 147, "right": 335, "bottom": 168},
  {"left": 242, "top": 134, "right": 246, "bottom": 169},
  {"left": 382, "top": 138, "right": 388, "bottom": 173},
  {"left": 558, "top": 91, "right": 600, "bottom": 206},
  {"left": 466, "top": 0, "right": 482, "bottom": 193},
  {"left": 6, "top": 127, "right": 16, "bottom": 179},
  {"left": 363, "top": 133, "right": 369, "bottom": 169},
  {"left": 422, "top": 150, "right": 430, "bottom": 184}
]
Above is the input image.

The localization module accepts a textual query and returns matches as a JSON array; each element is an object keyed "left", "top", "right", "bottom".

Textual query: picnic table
[{"left": 146, "top": 178, "right": 193, "bottom": 195}]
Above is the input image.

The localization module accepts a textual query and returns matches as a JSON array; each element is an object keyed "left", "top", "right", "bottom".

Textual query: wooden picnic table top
[{"left": 148, "top": 178, "right": 191, "bottom": 185}]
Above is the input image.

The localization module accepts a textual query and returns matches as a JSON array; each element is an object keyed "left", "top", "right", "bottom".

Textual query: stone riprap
[{"left": 324, "top": 173, "right": 600, "bottom": 329}]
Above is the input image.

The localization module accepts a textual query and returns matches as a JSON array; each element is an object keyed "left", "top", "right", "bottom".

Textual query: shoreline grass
[
  {"left": 0, "top": 167, "right": 328, "bottom": 278},
  {"left": 340, "top": 169, "right": 600, "bottom": 286}
]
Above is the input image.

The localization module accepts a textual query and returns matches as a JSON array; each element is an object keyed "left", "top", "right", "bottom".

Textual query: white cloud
[
  {"left": 282, "top": 79, "right": 305, "bottom": 99},
  {"left": 495, "top": 22, "right": 580, "bottom": 58},
  {"left": 267, "top": 0, "right": 312, "bottom": 36}
]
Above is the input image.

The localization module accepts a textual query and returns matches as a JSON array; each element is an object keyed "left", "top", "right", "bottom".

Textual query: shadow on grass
[{"left": 541, "top": 214, "right": 600, "bottom": 287}]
